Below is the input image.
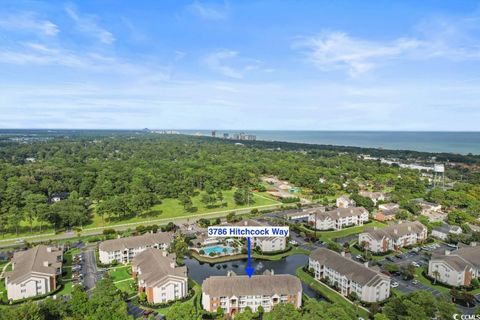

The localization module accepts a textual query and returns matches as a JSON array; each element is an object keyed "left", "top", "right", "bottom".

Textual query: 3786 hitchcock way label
[{"left": 207, "top": 226, "right": 289, "bottom": 237}]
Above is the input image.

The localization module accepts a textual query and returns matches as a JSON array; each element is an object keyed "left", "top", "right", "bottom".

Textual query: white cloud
[
  {"left": 0, "top": 12, "right": 59, "bottom": 36},
  {"left": 203, "top": 50, "right": 243, "bottom": 78},
  {"left": 296, "top": 31, "right": 421, "bottom": 77},
  {"left": 203, "top": 49, "right": 260, "bottom": 79},
  {"left": 65, "top": 5, "right": 115, "bottom": 44},
  {"left": 187, "top": 1, "right": 229, "bottom": 20}
]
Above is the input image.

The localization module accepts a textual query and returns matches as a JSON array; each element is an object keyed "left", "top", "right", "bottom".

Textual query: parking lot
[{"left": 71, "top": 252, "right": 84, "bottom": 287}]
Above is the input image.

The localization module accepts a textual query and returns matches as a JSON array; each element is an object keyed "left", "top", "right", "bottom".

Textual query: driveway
[{"left": 82, "top": 248, "right": 101, "bottom": 292}]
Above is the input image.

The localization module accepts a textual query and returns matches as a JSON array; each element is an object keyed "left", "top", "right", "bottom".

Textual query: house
[
  {"left": 308, "top": 207, "right": 369, "bottom": 231},
  {"left": 375, "top": 203, "right": 400, "bottom": 222},
  {"left": 359, "top": 191, "right": 387, "bottom": 205},
  {"left": 132, "top": 249, "right": 188, "bottom": 304},
  {"left": 50, "top": 192, "right": 69, "bottom": 203},
  {"left": 428, "top": 244, "right": 480, "bottom": 287},
  {"left": 358, "top": 221, "right": 427, "bottom": 253},
  {"left": 415, "top": 199, "right": 442, "bottom": 215},
  {"left": 202, "top": 270, "right": 302, "bottom": 316},
  {"left": 336, "top": 195, "right": 356, "bottom": 208},
  {"left": 5, "top": 245, "right": 63, "bottom": 301},
  {"left": 431, "top": 224, "right": 463, "bottom": 241},
  {"left": 233, "top": 219, "right": 287, "bottom": 253},
  {"left": 378, "top": 203, "right": 400, "bottom": 212},
  {"left": 309, "top": 248, "right": 390, "bottom": 302},
  {"left": 98, "top": 232, "right": 173, "bottom": 264}
]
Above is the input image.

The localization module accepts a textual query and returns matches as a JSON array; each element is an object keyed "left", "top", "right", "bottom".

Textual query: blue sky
[{"left": 1, "top": 0, "right": 480, "bottom": 130}]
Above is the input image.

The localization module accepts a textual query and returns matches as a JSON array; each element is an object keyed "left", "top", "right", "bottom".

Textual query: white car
[
  {"left": 356, "top": 255, "right": 362, "bottom": 259},
  {"left": 391, "top": 282, "right": 399, "bottom": 288},
  {"left": 411, "top": 262, "right": 420, "bottom": 268}
]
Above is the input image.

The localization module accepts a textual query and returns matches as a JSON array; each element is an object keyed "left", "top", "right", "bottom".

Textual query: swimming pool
[{"left": 201, "top": 245, "right": 233, "bottom": 255}]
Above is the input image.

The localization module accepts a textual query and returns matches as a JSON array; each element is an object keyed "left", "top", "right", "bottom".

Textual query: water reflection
[{"left": 184, "top": 253, "right": 321, "bottom": 299}]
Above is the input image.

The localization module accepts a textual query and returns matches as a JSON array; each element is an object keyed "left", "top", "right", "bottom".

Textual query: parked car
[
  {"left": 391, "top": 282, "right": 399, "bottom": 288},
  {"left": 411, "top": 262, "right": 420, "bottom": 268}
]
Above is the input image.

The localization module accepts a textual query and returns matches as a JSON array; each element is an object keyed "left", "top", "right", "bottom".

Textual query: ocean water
[{"left": 181, "top": 130, "right": 480, "bottom": 155}]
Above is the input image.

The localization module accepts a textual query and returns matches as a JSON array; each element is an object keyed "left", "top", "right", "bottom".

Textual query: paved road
[
  {"left": 0, "top": 203, "right": 282, "bottom": 249},
  {"left": 82, "top": 248, "right": 101, "bottom": 292}
]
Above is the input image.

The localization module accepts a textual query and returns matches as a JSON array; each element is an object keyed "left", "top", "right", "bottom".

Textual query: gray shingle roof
[
  {"left": 132, "top": 248, "right": 187, "bottom": 287},
  {"left": 431, "top": 246, "right": 480, "bottom": 272},
  {"left": 362, "top": 221, "right": 426, "bottom": 241},
  {"left": 309, "top": 248, "right": 389, "bottom": 286},
  {"left": 6, "top": 245, "right": 62, "bottom": 284},
  {"left": 202, "top": 270, "right": 302, "bottom": 297},
  {"left": 99, "top": 232, "right": 173, "bottom": 252}
]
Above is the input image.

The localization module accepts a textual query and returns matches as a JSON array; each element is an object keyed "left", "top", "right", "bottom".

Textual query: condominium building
[
  {"left": 234, "top": 219, "right": 287, "bottom": 253},
  {"left": 309, "top": 248, "right": 390, "bottom": 303},
  {"left": 308, "top": 207, "right": 369, "bottom": 231},
  {"left": 359, "top": 191, "right": 387, "bottom": 205},
  {"left": 202, "top": 270, "right": 302, "bottom": 316},
  {"left": 358, "top": 221, "right": 427, "bottom": 253},
  {"left": 132, "top": 248, "right": 188, "bottom": 304},
  {"left": 5, "top": 245, "right": 63, "bottom": 301},
  {"left": 336, "top": 195, "right": 356, "bottom": 208},
  {"left": 99, "top": 232, "right": 173, "bottom": 264},
  {"left": 428, "top": 245, "right": 480, "bottom": 287}
]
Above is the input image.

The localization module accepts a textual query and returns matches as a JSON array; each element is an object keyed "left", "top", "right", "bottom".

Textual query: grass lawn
[
  {"left": 110, "top": 265, "right": 136, "bottom": 297},
  {"left": 0, "top": 275, "right": 6, "bottom": 302},
  {"left": 0, "top": 191, "right": 280, "bottom": 243},
  {"left": 319, "top": 221, "right": 387, "bottom": 241},
  {"left": 58, "top": 248, "right": 81, "bottom": 296},
  {"left": 110, "top": 265, "right": 132, "bottom": 282},
  {"left": 115, "top": 279, "right": 136, "bottom": 297},
  {"left": 87, "top": 190, "right": 280, "bottom": 229},
  {"left": 414, "top": 268, "right": 451, "bottom": 295},
  {"left": 296, "top": 267, "right": 369, "bottom": 319}
]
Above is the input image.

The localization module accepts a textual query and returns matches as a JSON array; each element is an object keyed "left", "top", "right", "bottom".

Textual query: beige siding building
[
  {"left": 202, "top": 270, "right": 302, "bottom": 316},
  {"left": 308, "top": 207, "right": 369, "bottom": 231},
  {"left": 428, "top": 245, "right": 480, "bottom": 287},
  {"left": 336, "top": 195, "right": 356, "bottom": 208},
  {"left": 234, "top": 220, "right": 287, "bottom": 253},
  {"left": 132, "top": 248, "right": 188, "bottom": 304},
  {"left": 359, "top": 191, "right": 386, "bottom": 205},
  {"left": 99, "top": 232, "right": 173, "bottom": 264},
  {"left": 5, "top": 245, "right": 63, "bottom": 301},
  {"left": 309, "top": 248, "right": 390, "bottom": 303},
  {"left": 358, "top": 221, "right": 427, "bottom": 253}
]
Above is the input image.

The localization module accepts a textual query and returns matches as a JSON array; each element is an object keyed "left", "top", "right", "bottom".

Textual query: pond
[{"left": 184, "top": 253, "right": 322, "bottom": 299}]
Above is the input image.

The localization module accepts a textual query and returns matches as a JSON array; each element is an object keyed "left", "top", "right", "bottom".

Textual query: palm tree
[
  {"left": 461, "top": 290, "right": 476, "bottom": 307},
  {"left": 432, "top": 270, "right": 440, "bottom": 284}
]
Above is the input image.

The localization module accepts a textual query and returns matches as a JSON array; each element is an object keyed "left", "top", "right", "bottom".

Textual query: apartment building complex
[
  {"left": 308, "top": 207, "right": 369, "bottom": 231},
  {"left": 336, "top": 195, "right": 356, "bottom": 208},
  {"left": 5, "top": 245, "right": 63, "bottom": 301},
  {"left": 234, "top": 219, "right": 287, "bottom": 252},
  {"left": 202, "top": 270, "right": 302, "bottom": 316},
  {"left": 428, "top": 245, "right": 480, "bottom": 287},
  {"left": 132, "top": 248, "right": 188, "bottom": 304},
  {"left": 99, "top": 232, "right": 173, "bottom": 264},
  {"left": 309, "top": 248, "right": 390, "bottom": 303},
  {"left": 358, "top": 221, "right": 427, "bottom": 253}
]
